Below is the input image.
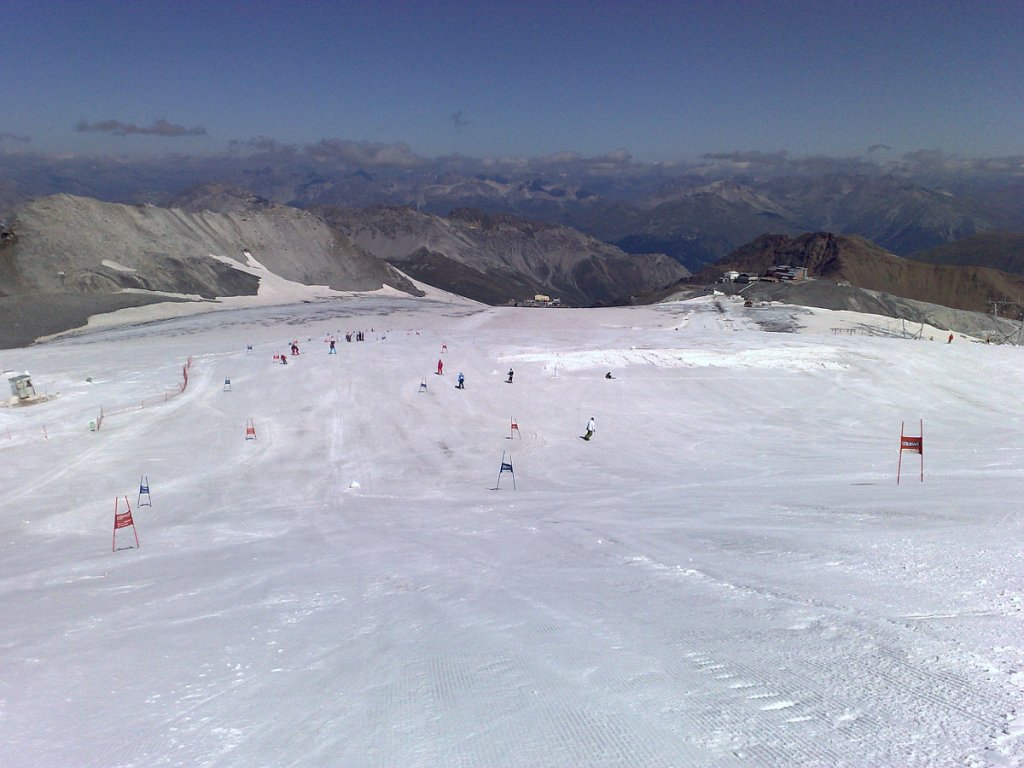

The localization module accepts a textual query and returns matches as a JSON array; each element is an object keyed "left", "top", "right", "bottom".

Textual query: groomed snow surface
[{"left": 2, "top": 294, "right": 1023, "bottom": 767}]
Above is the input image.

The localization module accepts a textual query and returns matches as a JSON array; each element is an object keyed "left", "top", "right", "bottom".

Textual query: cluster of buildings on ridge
[
  {"left": 509, "top": 294, "right": 563, "bottom": 307},
  {"left": 719, "top": 265, "right": 809, "bottom": 283},
  {"left": 506, "top": 266, "right": 811, "bottom": 307}
]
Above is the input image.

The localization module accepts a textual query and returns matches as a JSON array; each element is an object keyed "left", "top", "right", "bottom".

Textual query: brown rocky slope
[{"left": 696, "top": 232, "right": 1024, "bottom": 315}]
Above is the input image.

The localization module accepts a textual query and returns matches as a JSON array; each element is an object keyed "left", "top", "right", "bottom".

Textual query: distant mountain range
[
  {"left": 2, "top": 150, "right": 1023, "bottom": 275},
  {"left": 314, "top": 204, "right": 687, "bottom": 306},
  {"left": 169, "top": 171, "right": 1024, "bottom": 272},
  {"left": 0, "top": 190, "right": 686, "bottom": 347},
  {"left": 3, "top": 162, "right": 1024, "bottom": 346},
  {"left": 907, "top": 231, "right": 1024, "bottom": 277},
  {"left": 171, "top": 184, "right": 688, "bottom": 307}
]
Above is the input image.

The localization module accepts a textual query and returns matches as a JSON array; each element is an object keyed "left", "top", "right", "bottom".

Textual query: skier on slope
[
  {"left": 582, "top": 416, "right": 595, "bottom": 441},
  {"left": 457, "top": 372, "right": 465, "bottom": 389}
]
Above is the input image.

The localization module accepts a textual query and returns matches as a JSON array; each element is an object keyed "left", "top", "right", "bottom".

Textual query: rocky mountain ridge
[
  {"left": 4, "top": 151, "right": 1023, "bottom": 273},
  {"left": 4, "top": 185, "right": 1023, "bottom": 350},
  {"left": 0, "top": 192, "right": 692, "bottom": 347},
  {"left": 314, "top": 204, "right": 689, "bottom": 307},
  {"left": 695, "top": 231, "right": 1024, "bottom": 316},
  {"left": 907, "top": 231, "right": 1024, "bottom": 277},
  {"left": 0, "top": 194, "right": 420, "bottom": 348}
]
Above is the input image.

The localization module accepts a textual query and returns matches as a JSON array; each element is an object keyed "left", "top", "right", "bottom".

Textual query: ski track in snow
[{"left": 1, "top": 294, "right": 1023, "bottom": 767}]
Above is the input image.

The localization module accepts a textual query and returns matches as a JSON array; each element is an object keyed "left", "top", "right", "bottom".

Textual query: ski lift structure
[{"left": 986, "top": 300, "right": 1024, "bottom": 345}]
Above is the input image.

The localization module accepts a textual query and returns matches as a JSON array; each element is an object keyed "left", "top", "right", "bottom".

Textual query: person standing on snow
[
  {"left": 457, "top": 372, "right": 465, "bottom": 389},
  {"left": 506, "top": 368, "right": 514, "bottom": 384},
  {"left": 582, "top": 417, "right": 595, "bottom": 441}
]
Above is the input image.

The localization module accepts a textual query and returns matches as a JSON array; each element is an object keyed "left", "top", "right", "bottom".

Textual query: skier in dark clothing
[
  {"left": 506, "top": 368, "right": 514, "bottom": 384},
  {"left": 457, "top": 372, "right": 465, "bottom": 389}
]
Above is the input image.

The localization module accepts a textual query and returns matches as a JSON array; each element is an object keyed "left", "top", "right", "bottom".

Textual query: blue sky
[{"left": 2, "top": 0, "right": 1021, "bottom": 161}]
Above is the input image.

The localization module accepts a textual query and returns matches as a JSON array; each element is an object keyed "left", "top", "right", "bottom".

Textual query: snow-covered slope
[
  {"left": 0, "top": 194, "right": 422, "bottom": 348},
  {"left": 1, "top": 295, "right": 1022, "bottom": 767}
]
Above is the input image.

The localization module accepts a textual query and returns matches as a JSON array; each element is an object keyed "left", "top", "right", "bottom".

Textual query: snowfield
[{"left": 1, "top": 293, "right": 1022, "bottom": 767}]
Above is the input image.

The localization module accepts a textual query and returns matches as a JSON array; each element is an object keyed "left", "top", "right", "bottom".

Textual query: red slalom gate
[
  {"left": 897, "top": 420, "right": 924, "bottom": 484},
  {"left": 112, "top": 496, "right": 140, "bottom": 552},
  {"left": 509, "top": 418, "right": 520, "bottom": 439}
]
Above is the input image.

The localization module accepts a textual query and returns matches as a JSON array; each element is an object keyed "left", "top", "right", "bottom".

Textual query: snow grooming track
[
  {"left": 394, "top": 617, "right": 717, "bottom": 767},
  {"left": 624, "top": 550, "right": 1014, "bottom": 765},
  {"left": 682, "top": 648, "right": 851, "bottom": 766}
]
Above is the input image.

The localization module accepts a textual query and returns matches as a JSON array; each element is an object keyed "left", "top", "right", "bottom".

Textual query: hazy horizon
[{"left": 2, "top": 1, "right": 1021, "bottom": 162}]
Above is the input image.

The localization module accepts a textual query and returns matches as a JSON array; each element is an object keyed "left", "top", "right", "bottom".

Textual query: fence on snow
[{"left": 1, "top": 357, "right": 192, "bottom": 448}]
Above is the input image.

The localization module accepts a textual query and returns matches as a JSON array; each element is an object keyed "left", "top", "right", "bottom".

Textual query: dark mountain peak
[
  {"left": 908, "top": 230, "right": 1024, "bottom": 275},
  {"left": 447, "top": 207, "right": 551, "bottom": 233},
  {"left": 724, "top": 231, "right": 849, "bottom": 278},
  {"left": 168, "top": 182, "right": 274, "bottom": 214},
  {"left": 447, "top": 207, "right": 488, "bottom": 224},
  {"left": 360, "top": 203, "right": 419, "bottom": 215},
  {"left": 700, "top": 228, "right": 1024, "bottom": 316}
]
